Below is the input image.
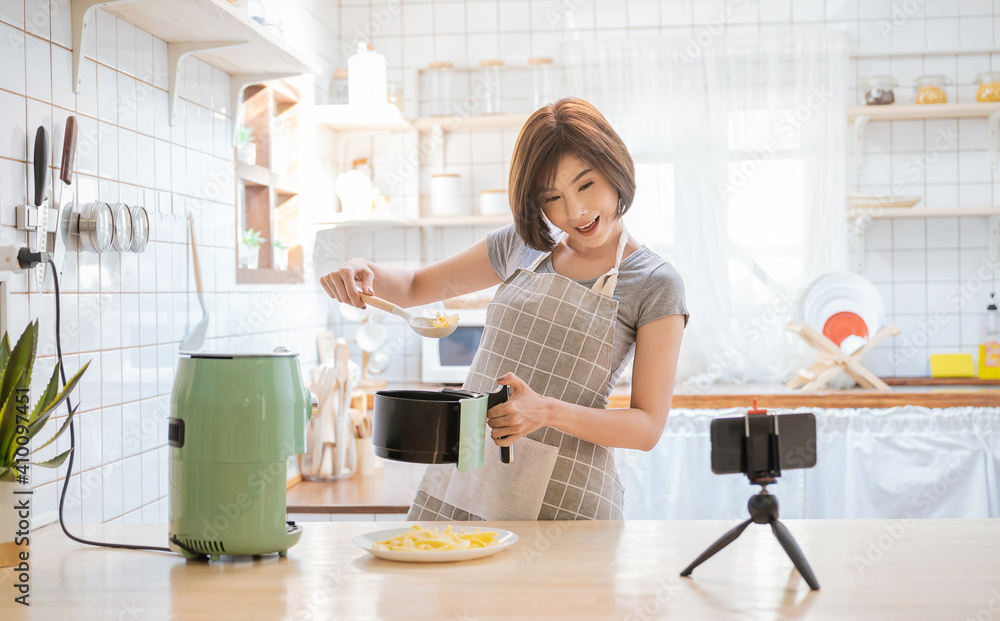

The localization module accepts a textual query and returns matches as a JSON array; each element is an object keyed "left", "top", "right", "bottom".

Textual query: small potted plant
[
  {"left": 273, "top": 239, "right": 290, "bottom": 271},
  {"left": 1, "top": 321, "right": 89, "bottom": 568},
  {"left": 236, "top": 126, "right": 256, "bottom": 165},
  {"left": 239, "top": 228, "right": 266, "bottom": 270}
]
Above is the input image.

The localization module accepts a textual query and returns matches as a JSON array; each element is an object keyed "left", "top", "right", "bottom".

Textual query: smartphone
[{"left": 710, "top": 412, "right": 817, "bottom": 476}]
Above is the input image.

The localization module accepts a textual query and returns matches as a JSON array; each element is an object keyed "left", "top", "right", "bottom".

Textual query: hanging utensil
[
  {"left": 333, "top": 340, "right": 352, "bottom": 477},
  {"left": 48, "top": 116, "right": 76, "bottom": 291},
  {"left": 360, "top": 293, "right": 459, "bottom": 338},
  {"left": 31, "top": 126, "right": 49, "bottom": 292},
  {"left": 180, "top": 213, "right": 210, "bottom": 351},
  {"left": 319, "top": 366, "right": 339, "bottom": 478}
]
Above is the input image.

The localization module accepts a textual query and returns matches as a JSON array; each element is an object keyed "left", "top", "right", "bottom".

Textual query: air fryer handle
[{"left": 488, "top": 385, "right": 512, "bottom": 464}]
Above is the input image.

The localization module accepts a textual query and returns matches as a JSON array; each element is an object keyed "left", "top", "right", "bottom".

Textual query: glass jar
[
  {"left": 332, "top": 68, "right": 349, "bottom": 105},
  {"left": 428, "top": 61, "right": 453, "bottom": 117},
  {"left": 529, "top": 57, "right": 554, "bottom": 110},
  {"left": 976, "top": 71, "right": 1000, "bottom": 102},
  {"left": 479, "top": 59, "right": 504, "bottom": 115},
  {"left": 860, "top": 75, "right": 897, "bottom": 106},
  {"left": 914, "top": 75, "right": 949, "bottom": 104}
]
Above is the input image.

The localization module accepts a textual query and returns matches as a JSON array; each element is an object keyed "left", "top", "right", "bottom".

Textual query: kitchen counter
[
  {"left": 365, "top": 381, "right": 1000, "bottom": 409},
  {"left": 287, "top": 461, "right": 427, "bottom": 514},
  {"left": 3, "top": 519, "right": 997, "bottom": 619}
]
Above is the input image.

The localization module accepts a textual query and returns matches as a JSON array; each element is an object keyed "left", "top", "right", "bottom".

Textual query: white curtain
[
  {"left": 616, "top": 407, "right": 1000, "bottom": 520},
  {"left": 564, "top": 32, "right": 850, "bottom": 385}
]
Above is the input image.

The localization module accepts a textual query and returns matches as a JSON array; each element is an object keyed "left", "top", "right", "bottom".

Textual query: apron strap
[
  {"left": 592, "top": 221, "right": 629, "bottom": 297},
  {"left": 528, "top": 220, "right": 629, "bottom": 298}
]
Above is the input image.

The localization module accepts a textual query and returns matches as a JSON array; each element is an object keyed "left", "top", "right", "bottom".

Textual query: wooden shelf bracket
[
  {"left": 71, "top": 0, "right": 142, "bottom": 94},
  {"left": 168, "top": 41, "right": 248, "bottom": 126}
]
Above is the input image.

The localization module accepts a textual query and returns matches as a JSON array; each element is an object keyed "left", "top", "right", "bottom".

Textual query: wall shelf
[
  {"left": 848, "top": 207, "right": 1000, "bottom": 271},
  {"left": 848, "top": 103, "right": 1000, "bottom": 122},
  {"left": 412, "top": 114, "right": 529, "bottom": 133},
  {"left": 237, "top": 162, "right": 270, "bottom": 186},
  {"left": 314, "top": 214, "right": 511, "bottom": 229},
  {"left": 72, "top": 0, "right": 317, "bottom": 128},
  {"left": 306, "top": 104, "right": 414, "bottom": 133},
  {"left": 302, "top": 109, "right": 530, "bottom": 135},
  {"left": 847, "top": 207, "right": 1000, "bottom": 219},
  {"left": 237, "top": 162, "right": 299, "bottom": 194},
  {"left": 850, "top": 103, "right": 1000, "bottom": 171},
  {"left": 98, "top": 0, "right": 315, "bottom": 74}
]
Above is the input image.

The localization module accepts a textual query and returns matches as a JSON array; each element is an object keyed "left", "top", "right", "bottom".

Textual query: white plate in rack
[
  {"left": 796, "top": 272, "right": 885, "bottom": 340},
  {"left": 353, "top": 526, "right": 519, "bottom": 563}
]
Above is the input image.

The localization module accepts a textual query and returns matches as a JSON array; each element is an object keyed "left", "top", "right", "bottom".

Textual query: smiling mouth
[{"left": 576, "top": 216, "right": 599, "bottom": 233}]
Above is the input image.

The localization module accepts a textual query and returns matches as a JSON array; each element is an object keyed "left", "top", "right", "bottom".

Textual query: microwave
[{"left": 421, "top": 308, "right": 488, "bottom": 384}]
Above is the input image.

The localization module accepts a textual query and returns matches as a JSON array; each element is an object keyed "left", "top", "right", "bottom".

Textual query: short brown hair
[{"left": 507, "top": 97, "right": 636, "bottom": 251}]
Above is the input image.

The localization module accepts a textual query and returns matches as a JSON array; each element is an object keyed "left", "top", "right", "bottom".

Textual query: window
[{"left": 627, "top": 163, "right": 675, "bottom": 256}]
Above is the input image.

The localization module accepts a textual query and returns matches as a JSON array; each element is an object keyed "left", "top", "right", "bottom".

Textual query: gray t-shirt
[{"left": 486, "top": 223, "right": 689, "bottom": 400}]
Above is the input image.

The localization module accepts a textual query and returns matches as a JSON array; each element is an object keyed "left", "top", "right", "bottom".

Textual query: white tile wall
[
  {"left": 2, "top": 4, "right": 335, "bottom": 527},
  {"left": 327, "top": 0, "right": 1000, "bottom": 380}
]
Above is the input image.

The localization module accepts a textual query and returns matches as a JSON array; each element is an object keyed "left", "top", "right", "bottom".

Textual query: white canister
[
  {"left": 430, "top": 174, "right": 462, "bottom": 216},
  {"left": 480, "top": 190, "right": 509, "bottom": 216},
  {"left": 347, "top": 42, "right": 387, "bottom": 108}
]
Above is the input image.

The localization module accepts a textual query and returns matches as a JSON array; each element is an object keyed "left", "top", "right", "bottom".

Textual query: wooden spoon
[{"left": 360, "top": 293, "right": 459, "bottom": 338}]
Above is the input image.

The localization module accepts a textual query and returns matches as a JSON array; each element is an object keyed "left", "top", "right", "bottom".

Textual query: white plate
[
  {"left": 796, "top": 272, "right": 884, "bottom": 338},
  {"left": 353, "top": 526, "right": 518, "bottom": 563}
]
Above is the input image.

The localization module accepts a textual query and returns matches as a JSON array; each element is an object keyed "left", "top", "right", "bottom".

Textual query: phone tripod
[{"left": 680, "top": 483, "right": 820, "bottom": 591}]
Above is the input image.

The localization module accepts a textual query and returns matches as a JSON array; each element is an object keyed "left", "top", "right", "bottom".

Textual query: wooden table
[{"left": 3, "top": 519, "right": 997, "bottom": 619}]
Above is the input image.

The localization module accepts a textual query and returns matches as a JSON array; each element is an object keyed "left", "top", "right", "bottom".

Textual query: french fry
[
  {"left": 432, "top": 312, "right": 459, "bottom": 329},
  {"left": 372, "top": 525, "right": 499, "bottom": 551}
]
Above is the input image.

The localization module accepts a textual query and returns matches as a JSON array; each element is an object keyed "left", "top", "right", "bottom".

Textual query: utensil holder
[{"left": 356, "top": 436, "right": 376, "bottom": 475}]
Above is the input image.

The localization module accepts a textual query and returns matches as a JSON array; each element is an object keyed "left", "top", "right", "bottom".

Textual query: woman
[{"left": 321, "top": 98, "right": 688, "bottom": 521}]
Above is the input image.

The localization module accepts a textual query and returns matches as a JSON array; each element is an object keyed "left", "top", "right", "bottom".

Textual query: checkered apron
[{"left": 408, "top": 223, "right": 629, "bottom": 521}]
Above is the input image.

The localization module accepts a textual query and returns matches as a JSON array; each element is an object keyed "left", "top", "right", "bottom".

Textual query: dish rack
[{"left": 786, "top": 322, "right": 900, "bottom": 392}]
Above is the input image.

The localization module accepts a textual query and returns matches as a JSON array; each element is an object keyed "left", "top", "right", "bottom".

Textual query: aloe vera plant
[{"left": 0, "top": 321, "right": 89, "bottom": 482}]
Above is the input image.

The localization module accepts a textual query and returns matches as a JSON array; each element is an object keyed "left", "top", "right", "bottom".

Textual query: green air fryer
[{"left": 167, "top": 350, "right": 315, "bottom": 560}]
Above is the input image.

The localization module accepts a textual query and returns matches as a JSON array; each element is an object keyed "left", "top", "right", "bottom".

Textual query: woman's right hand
[{"left": 320, "top": 258, "right": 375, "bottom": 308}]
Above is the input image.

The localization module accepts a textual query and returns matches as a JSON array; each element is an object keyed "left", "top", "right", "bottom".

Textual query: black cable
[{"left": 49, "top": 259, "right": 178, "bottom": 554}]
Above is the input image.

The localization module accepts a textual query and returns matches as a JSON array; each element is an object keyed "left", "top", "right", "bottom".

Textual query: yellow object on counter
[
  {"left": 373, "top": 525, "right": 498, "bottom": 551},
  {"left": 977, "top": 82, "right": 1000, "bottom": 102},
  {"left": 916, "top": 85, "right": 948, "bottom": 104},
  {"left": 432, "top": 312, "right": 459, "bottom": 328},
  {"left": 929, "top": 354, "right": 975, "bottom": 378},
  {"left": 979, "top": 344, "right": 1000, "bottom": 379}
]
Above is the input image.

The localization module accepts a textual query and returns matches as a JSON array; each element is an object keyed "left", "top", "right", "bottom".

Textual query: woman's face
[{"left": 538, "top": 154, "right": 621, "bottom": 251}]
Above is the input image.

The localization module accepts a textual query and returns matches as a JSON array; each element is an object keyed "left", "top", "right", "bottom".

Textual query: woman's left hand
[{"left": 487, "top": 373, "right": 551, "bottom": 447}]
